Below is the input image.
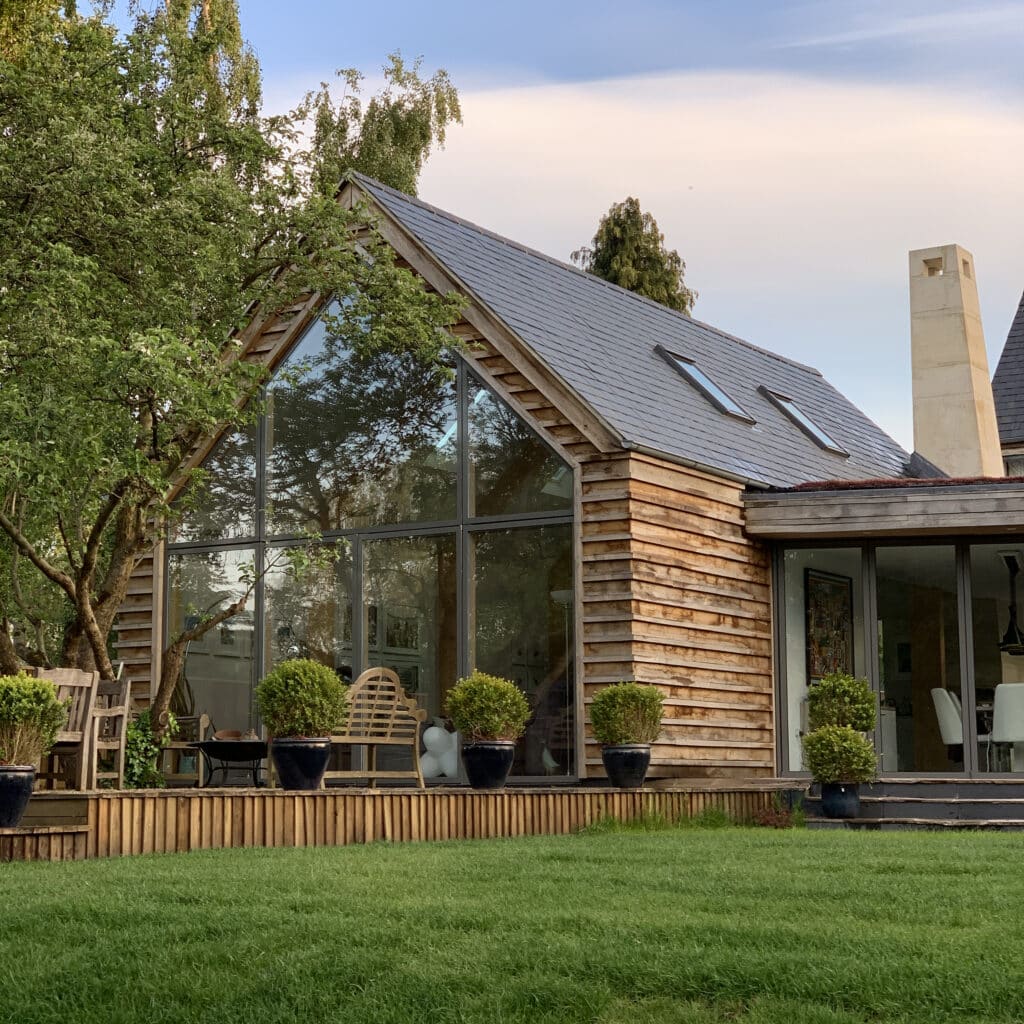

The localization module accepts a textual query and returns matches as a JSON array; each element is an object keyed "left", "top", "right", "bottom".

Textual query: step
[
  {"left": 807, "top": 817, "right": 1024, "bottom": 832},
  {"left": 804, "top": 794, "right": 1024, "bottom": 821}
]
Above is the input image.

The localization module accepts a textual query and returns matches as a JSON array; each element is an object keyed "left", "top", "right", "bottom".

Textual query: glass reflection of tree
[
  {"left": 268, "top": 322, "right": 457, "bottom": 533},
  {"left": 171, "top": 423, "right": 258, "bottom": 542},
  {"left": 469, "top": 380, "right": 572, "bottom": 517},
  {"left": 265, "top": 544, "right": 353, "bottom": 680},
  {"left": 168, "top": 550, "right": 254, "bottom": 717},
  {"left": 473, "top": 526, "right": 573, "bottom": 774},
  {"left": 363, "top": 536, "right": 457, "bottom": 712}
]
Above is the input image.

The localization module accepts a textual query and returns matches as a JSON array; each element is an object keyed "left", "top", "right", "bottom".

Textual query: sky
[{"left": 131, "top": 0, "right": 1024, "bottom": 450}]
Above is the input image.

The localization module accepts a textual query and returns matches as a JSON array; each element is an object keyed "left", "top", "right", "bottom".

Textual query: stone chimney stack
[{"left": 910, "top": 244, "right": 1003, "bottom": 477}]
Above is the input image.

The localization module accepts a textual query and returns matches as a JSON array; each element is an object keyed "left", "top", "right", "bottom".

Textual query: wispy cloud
[{"left": 776, "top": 3, "right": 1024, "bottom": 50}]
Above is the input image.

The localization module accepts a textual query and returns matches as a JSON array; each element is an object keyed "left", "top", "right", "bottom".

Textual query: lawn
[{"left": 3, "top": 826, "right": 1024, "bottom": 1024}]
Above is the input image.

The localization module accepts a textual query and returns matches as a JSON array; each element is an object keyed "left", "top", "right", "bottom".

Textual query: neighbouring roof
[
  {"left": 353, "top": 174, "right": 912, "bottom": 489},
  {"left": 992, "top": 290, "right": 1024, "bottom": 445}
]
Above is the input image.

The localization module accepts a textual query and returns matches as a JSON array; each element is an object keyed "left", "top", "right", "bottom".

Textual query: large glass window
[
  {"left": 970, "top": 544, "right": 1024, "bottom": 773},
  {"left": 166, "top": 306, "right": 576, "bottom": 781},
  {"left": 471, "top": 525, "right": 574, "bottom": 776},
  {"left": 876, "top": 546, "right": 960, "bottom": 773},
  {"left": 781, "top": 548, "right": 864, "bottom": 772},
  {"left": 265, "top": 312, "right": 457, "bottom": 535},
  {"left": 468, "top": 373, "right": 572, "bottom": 517},
  {"left": 166, "top": 548, "right": 256, "bottom": 732},
  {"left": 362, "top": 534, "right": 458, "bottom": 718},
  {"left": 171, "top": 425, "right": 257, "bottom": 543},
  {"left": 264, "top": 543, "right": 354, "bottom": 681}
]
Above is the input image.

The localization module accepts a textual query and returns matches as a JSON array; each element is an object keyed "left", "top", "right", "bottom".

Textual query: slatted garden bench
[{"left": 322, "top": 666, "right": 427, "bottom": 788}]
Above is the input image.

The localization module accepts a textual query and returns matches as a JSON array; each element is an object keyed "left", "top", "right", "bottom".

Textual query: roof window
[
  {"left": 759, "top": 387, "right": 848, "bottom": 456},
  {"left": 656, "top": 346, "right": 754, "bottom": 423}
]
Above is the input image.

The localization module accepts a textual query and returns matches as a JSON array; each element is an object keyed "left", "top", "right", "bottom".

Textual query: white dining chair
[
  {"left": 992, "top": 683, "right": 1024, "bottom": 772},
  {"left": 931, "top": 688, "right": 963, "bottom": 746}
]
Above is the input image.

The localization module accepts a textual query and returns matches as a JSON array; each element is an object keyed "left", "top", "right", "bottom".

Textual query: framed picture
[{"left": 805, "top": 569, "right": 854, "bottom": 682}]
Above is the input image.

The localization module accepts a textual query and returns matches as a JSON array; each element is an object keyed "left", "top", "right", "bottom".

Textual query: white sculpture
[{"left": 421, "top": 719, "right": 460, "bottom": 779}]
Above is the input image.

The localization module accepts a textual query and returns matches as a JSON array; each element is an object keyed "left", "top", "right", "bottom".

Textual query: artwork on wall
[{"left": 805, "top": 569, "right": 854, "bottom": 681}]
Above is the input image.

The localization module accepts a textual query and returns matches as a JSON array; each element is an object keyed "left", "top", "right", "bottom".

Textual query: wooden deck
[{"left": 0, "top": 783, "right": 790, "bottom": 862}]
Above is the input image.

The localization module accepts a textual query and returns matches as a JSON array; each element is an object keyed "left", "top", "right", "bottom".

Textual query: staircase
[{"left": 805, "top": 778, "right": 1024, "bottom": 831}]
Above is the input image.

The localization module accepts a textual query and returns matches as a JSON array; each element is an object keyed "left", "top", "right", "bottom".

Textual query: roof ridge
[{"left": 350, "top": 172, "right": 823, "bottom": 378}]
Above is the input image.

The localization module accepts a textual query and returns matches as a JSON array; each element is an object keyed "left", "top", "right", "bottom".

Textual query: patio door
[{"left": 874, "top": 546, "right": 963, "bottom": 774}]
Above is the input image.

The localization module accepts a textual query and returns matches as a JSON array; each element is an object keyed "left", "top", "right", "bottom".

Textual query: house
[{"left": 114, "top": 177, "right": 1024, "bottom": 786}]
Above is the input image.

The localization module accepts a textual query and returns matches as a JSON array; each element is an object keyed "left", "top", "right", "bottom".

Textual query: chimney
[{"left": 910, "top": 244, "right": 1003, "bottom": 477}]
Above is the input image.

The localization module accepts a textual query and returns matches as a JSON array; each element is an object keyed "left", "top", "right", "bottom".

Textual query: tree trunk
[{"left": 0, "top": 618, "right": 20, "bottom": 675}]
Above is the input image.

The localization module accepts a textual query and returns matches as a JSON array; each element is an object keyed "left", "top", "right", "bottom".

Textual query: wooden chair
[
  {"left": 88, "top": 674, "right": 131, "bottom": 788},
  {"left": 159, "top": 713, "right": 212, "bottom": 787},
  {"left": 323, "top": 667, "right": 427, "bottom": 788},
  {"left": 32, "top": 667, "right": 100, "bottom": 790}
]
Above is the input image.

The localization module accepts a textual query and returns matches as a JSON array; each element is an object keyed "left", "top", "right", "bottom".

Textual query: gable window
[
  {"left": 759, "top": 387, "right": 848, "bottom": 456},
  {"left": 167, "top": 307, "right": 577, "bottom": 778},
  {"left": 656, "top": 346, "right": 754, "bottom": 422}
]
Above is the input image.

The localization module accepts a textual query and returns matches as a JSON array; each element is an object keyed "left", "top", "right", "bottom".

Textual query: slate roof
[
  {"left": 353, "top": 174, "right": 912, "bottom": 489},
  {"left": 992, "top": 290, "right": 1024, "bottom": 445}
]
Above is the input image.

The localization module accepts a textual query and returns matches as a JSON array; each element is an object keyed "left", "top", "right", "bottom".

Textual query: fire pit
[{"left": 189, "top": 739, "right": 268, "bottom": 788}]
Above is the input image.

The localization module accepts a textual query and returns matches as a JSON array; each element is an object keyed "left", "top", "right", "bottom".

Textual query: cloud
[
  {"left": 414, "top": 71, "right": 1024, "bottom": 449},
  {"left": 775, "top": 3, "right": 1024, "bottom": 50}
]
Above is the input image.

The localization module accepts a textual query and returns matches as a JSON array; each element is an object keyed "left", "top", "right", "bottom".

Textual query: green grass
[{"left": 3, "top": 828, "right": 1024, "bottom": 1023}]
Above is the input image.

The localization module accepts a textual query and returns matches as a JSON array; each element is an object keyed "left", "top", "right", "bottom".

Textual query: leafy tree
[
  {"left": 572, "top": 197, "right": 696, "bottom": 314},
  {"left": 0, "top": 3, "right": 463, "bottom": 732}
]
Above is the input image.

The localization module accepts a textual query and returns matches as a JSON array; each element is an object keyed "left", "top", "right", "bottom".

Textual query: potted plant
[
  {"left": 255, "top": 659, "right": 348, "bottom": 791},
  {"left": 802, "top": 725, "right": 877, "bottom": 818},
  {"left": 0, "top": 673, "right": 68, "bottom": 827},
  {"left": 590, "top": 682, "right": 664, "bottom": 789},
  {"left": 802, "top": 672, "right": 877, "bottom": 818},
  {"left": 444, "top": 671, "right": 530, "bottom": 789}
]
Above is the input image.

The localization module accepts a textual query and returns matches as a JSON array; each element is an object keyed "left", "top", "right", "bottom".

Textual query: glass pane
[
  {"left": 781, "top": 548, "right": 864, "bottom": 772},
  {"left": 171, "top": 425, "right": 257, "bottom": 542},
  {"left": 468, "top": 373, "right": 572, "bottom": 517},
  {"left": 166, "top": 548, "right": 257, "bottom": 733},
  {"left": 471, "top": 525, "right": 574, "bottom": 777},
  {"left": 266, "top": 312, "right": 457, "bottom": 534},
  {"left": 362, "top": 534, "right": 457, "bottom": 723},
  {"left": 264, "top": 543, "right": 355, "bottom": 683},
  {"left": 970, "top": 543, "right": 1024, "bottom": 773},
  {"left": 876, "top": 546, "right": 960, "bottom": 773}
]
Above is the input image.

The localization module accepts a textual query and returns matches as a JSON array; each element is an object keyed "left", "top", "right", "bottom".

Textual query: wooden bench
[{"left": 323, "top": 667, "right": 427, "bottom": 788}]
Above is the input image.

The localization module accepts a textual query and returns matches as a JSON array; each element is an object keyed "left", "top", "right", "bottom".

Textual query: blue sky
[{"left": 120, "top": 1, "right": 1024, "bottom": 449}]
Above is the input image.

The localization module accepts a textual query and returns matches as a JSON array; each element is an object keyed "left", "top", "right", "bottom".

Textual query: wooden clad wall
[{"left": 581, "top": 453, "right": 774, "bottom": 778}]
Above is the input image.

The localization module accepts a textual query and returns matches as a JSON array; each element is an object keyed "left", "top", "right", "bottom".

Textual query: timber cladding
[
  {"left": 1, "top": 787, "right": 776, "bottom": 862},
  {"left": 581, "top": 452, "right": 774, "bottom": 779}
]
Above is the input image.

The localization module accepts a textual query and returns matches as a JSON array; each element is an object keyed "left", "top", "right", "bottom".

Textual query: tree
[
  {"left": 571, "top": 197, "right": 696, "bottom": 314},
  {"left": 0, "top": 3, "right": 464, "bottom": 730}
]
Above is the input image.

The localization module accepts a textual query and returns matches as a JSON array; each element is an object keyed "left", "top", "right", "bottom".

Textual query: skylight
[
  {"left": 759, "top": 387, "right": 848, "bottom": 456},
  {"left": 656, "top": 346, "right": 754, "bottom": 422}
]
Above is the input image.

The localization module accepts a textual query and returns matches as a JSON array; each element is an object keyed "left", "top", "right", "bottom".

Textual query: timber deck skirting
[{"left": 1, "top": 786, "right": 781, "bottom": 862}]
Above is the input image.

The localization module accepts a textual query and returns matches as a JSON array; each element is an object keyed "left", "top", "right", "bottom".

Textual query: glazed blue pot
[
  {"left": 271, "top": 738, "right": 331, "bottom": 791},
  {"left": 462, "top": 741, "right": 515, "bottom": 789},
  {"left": 601, "top": 744, "right": 651, "bottom": 789},
  {"left": 0, "top": 766, "right": 36, "bottom": 827},
  {"left": 820, "top": 782, "right": 860, "bottom": 819}
]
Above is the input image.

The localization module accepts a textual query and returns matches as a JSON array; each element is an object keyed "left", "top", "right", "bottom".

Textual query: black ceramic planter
[
  {"left": 820, "top": 782, "right": 860, "bottom": 819},
  {"left": 271, "top": 738, "right": 331, "bottom": 791},
  {"left": 0, "top": 766, "right": 36, "bottom": 827},
  {"left": 462, "top": 741, "right": 515, "bottom": 790},
  {"left": 602, "top": 744, "right": 651, "bottom": 789}
]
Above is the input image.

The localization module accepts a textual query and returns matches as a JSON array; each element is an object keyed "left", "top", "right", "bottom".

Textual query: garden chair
[
  {"left": 32, "top": 667, "right": 100, "bottom": 790},
  {"left": 323, "top": 666, "right": 427, "bottom": 788},
  {"left": 88, "top": 673, "right": 132, "bottom": 788}
]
